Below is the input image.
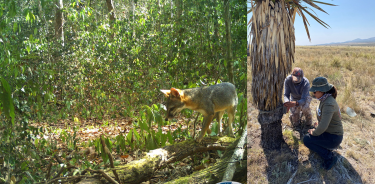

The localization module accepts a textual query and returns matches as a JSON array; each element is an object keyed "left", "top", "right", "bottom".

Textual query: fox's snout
[{"left": 164, "top": 110, "right": 174, "bottom": 121}]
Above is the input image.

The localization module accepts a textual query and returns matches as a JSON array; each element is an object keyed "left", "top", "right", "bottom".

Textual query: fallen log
[
  {"left": 77, "top": 136, "right": 235, "bottom": 184},
  {"left": 165, "top": 131, "right": 247, "bottom": 184}
]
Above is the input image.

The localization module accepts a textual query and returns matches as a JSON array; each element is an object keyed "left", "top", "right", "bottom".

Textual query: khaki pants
[{"left": 289, "top": 96, "right": 312, "bottom": 127}]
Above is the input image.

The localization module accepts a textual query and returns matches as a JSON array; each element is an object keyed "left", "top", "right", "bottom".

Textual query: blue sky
[{"left": 247, "top": 0, "right": 375, "bottom": 45}]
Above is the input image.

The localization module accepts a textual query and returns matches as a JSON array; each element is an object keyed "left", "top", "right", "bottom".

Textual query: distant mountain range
[{"left": 318, "top": 37, "right": 375, "bottom": 46}]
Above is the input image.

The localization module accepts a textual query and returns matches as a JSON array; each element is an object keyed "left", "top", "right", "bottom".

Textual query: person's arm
[
  {"left": 284, "top": 77, "right": 291, "bottom": 103},
  {"left": 297, "top": 80, "right": 310, "bottom": 107},
  {"left": 312, "top": 103, "right": 335, "bottom": 136}
]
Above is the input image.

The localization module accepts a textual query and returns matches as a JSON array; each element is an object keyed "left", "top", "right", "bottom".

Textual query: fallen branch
[
  {"left": 84, "top": 168, "right": 119, "bottom": 184},
  {"left": 222, "top": 128, "right": 247, "bottom": 181},
  {"left": 45, "top": 162, "right": 53, "bottom": 179},
  {"left": 36, "top": 175, "right": 88, "bottom": 184},
  {"left": 296, "top": 179, "right": 317, "bottom": 184},
  {"left": 286, "top": 169, "right": 298, "bottom": 184},
  {"left": 164, "top": 136, "right": 247, "bottom": 183},
  {"left": 78, "top": 137, "right": 233, "bottom": 184},
  {"left": 52, "top": 165, "right": 77, "bottom": 180}
]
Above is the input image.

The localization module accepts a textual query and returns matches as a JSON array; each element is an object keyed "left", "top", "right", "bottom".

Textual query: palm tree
[{"left": 247, "top": 0, "right": 336, "bottom": 149}]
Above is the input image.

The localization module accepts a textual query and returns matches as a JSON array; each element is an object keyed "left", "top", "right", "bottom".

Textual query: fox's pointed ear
[
  {"left": 160, "top": 90, "right": 171, "bottom": 97},
  {"left": 170, "top": 88, "right": 181, "bottom": 97}
]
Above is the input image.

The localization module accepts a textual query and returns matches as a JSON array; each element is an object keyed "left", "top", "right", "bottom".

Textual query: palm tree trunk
[{"left": 250, "top": 0, "right": 295, "bottom": 150}]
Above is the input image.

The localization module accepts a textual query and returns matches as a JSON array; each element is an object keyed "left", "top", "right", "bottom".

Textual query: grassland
[{"left": 247, "top": 46, "right": 375, "bottom": 184}]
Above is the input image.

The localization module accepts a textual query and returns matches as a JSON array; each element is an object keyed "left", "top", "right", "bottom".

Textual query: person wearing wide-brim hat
[
  {"left": 303, "top": 77, "right": 343, "bottom": 170},
  {"left": 283, "top": 67, "right": 313, "bottom": 128}
]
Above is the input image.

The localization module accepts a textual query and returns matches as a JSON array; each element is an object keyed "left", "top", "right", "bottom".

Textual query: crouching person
[
  {"left": 303, "top": 77, "right": 343, "bottom": 170},
  {"left": 283, "top": 67, "right": 313, "bottom": 127}
]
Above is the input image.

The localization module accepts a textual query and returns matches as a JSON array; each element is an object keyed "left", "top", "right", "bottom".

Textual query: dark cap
[{"left": 292, "top": 67, "right": 303, "bottom": 83}]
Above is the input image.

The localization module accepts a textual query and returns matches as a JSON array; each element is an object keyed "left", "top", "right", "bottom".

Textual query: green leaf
[
  {"left": 155, "top": 113, "right": 163, "bottom": 129},
  {"left": 41, "top": 0, "right": 46, "bottom": 8},
  {"left": 0, "top": 77, "right": 15, "bottom": 125},
  {"left": 160, "top": 133, "right": 167, "bottom": 147},
  {"left": 34, "top": 28, "right": 37, "bottom": 35},
  {"left": 13, "top": 22, "right": 17, "bottom": 32},
  {"left": 26, "top": 12, "right": 30, "bottom": 21},
  {"left": 26, "top": 45, "right": 31, "bottom": 53},
  {"left": 105, "top": 138, "right": 112, "bottom": 151},
  {"left": 210, "top": 122, "right": 218, "bottom": 136},
  {"left": 9, "top": 1, "right": 16, "bottom": 17},
  {"left": 21, "top": 161, "right": 29, "bottom": 171},
  {"left": 126, "top": 129, "right": 133, "bottom": 142},
  {"left": 35, "top": 138, "right": 39, "bottom": 148},
  {"left": 167, "top": 131, "right": 174, "bottom": 144},
  {"left": 140, "top": 121, "right": 149, "bottom": 133},
  {"left": 133, "top": 129, "right": 140, "bottom": 141},
  {"left": 143, "top": 105, "right": 154, "bottom": 126}
]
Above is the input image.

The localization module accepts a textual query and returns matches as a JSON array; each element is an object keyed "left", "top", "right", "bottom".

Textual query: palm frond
[
  {"left": 248, "top": 17, "right": 252, "bottom": 25},
  {"left": 302, "top": 0, "right": 328, "bottom": 14},
  {"left": 292, "top": 0, "right": 336, "bottom": 41},
  {"left": 247, "top": 7, "right": 253, "bottom": 14},
  {"left": 311, "top": 0, "right": 337, "bottom": 6},
  {"left": 299, "top": 5, "right": 330, "bottom": 28},
  {"left": 298, "top": 9, "right": 311, "bottom": 41}
]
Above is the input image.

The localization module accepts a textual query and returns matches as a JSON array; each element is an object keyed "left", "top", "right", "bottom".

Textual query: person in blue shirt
[{"left": 284, "top": 67, "right": 313, "bottom": 128}]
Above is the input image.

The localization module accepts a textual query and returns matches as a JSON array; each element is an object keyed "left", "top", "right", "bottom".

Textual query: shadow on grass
[
  {"left": 248, "top": 121, "right": 363, "bottom": 184},
  {"left": 304, "top": 147, "right": 363, "bottom": 183},
  {"left": 290, "top": 121, "right": 363, "bottom": 184}
]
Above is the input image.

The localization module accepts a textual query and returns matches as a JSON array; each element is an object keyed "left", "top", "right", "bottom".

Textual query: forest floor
[
  {"left": 247, "top": 46, "right": 375, "bottom": 184},
  {"left": 32, "top": 112, "right": 241, "bottom": 183}
]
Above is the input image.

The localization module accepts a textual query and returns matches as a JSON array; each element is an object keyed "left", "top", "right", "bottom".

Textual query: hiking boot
[{"left": 323, "top": 156, "right": 338, "bottom": 170}]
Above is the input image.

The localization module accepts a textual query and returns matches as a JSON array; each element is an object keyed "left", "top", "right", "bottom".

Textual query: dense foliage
[{"left": 0, "top": 0, "right": 246, "bottom": 183}]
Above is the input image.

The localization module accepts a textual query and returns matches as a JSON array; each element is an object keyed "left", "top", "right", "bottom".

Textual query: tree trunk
[
  {"left": 105, "top": 0, "right": 116, "bottom": 26},
  {"left": 176, "top": 0, "right": 183, "bottom": 48},
  {"left": 224, "top": 0, "right": 234, "bottom": 85},
  {"left": 212, "top": 0, "right": 219, "bottom": 62},
  {"left": 55, "top": 0, "right": 64, "bottom": 45},
  {"left": 250, "top": 0, "right": 295, "bottom": 150},
  {"left": 258, "top": 107, "right": 284, "bottom": 149}
]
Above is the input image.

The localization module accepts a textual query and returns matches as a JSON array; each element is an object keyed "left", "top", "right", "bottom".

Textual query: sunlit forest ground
[
  {"left": 247, "top": 46, "right": 375, "bottom": 184},
  {"left": 0, "top": 0, "right": 247, "bottom": 183}
]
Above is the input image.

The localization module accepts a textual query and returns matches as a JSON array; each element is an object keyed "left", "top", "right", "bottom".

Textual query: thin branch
[
  {"left": 45, "top": 162, "right": 53, "bottom": 179},
  {"left": 296, "top": 179, "right": 317, "bottom": 184},
  {"left": 52, "top": 165, "right": 78, "bottom": 180},
  {"left": 35, "top": 175, "right": 91, "bottom": 184},
  {"left": 100, "top": 135, "right": 121, "bottom": 184},
  {"left": 85, "top": 168, "right": 119, "bottom": 184},
  {"left": 286, "top": 169, "right": 298, "bottom": 184}
]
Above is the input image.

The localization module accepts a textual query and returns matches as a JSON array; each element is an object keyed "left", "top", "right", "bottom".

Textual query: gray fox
[{"left": 161, "top": 82, "right": 238, "bottom": 142}]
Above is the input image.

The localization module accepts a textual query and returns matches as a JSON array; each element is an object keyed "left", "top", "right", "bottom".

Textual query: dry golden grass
[{"left": 247, "top": 46, "right": 375, "bottom": 184}]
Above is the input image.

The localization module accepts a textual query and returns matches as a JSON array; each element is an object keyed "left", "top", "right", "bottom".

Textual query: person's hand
[
  {"left": 308, "top": 129, "right": 315, "bottom": 135},
  {"left": 313, "top": 122, "right": 318, "bottom": 127},
  {"left": 284, "top": 101, "right": 297, "bottom": 107}
]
